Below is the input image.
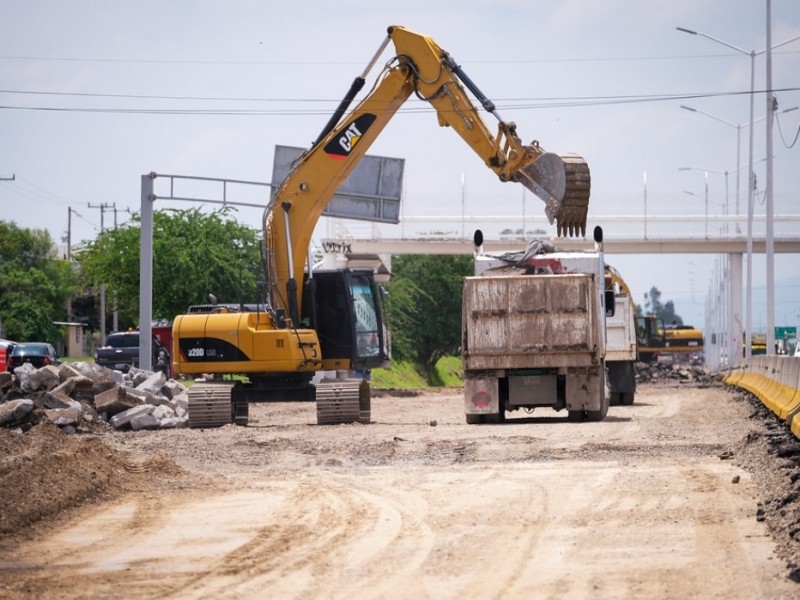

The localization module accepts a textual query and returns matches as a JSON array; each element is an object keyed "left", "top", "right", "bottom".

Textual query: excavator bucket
[{"left": 514, "top": 152, "right": 591, "bottom": 237}]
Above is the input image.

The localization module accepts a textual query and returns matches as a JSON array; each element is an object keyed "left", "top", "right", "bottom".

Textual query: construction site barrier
[{"left": 724, "top": 356, "right": 800, "bottom": 440}]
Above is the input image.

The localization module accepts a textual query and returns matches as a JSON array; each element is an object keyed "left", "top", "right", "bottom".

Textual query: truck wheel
[
  {"left": 585, "top": 394, "right": 610, "bottom": 421},
  {"left": 466, "top": 413, "right": 483, "bottom": 425},
  {"left": 567, "top": 410, "right": 586, "bottom": 422},
  {"left": 483, "top": 411, "right": 505, "bottom": 424},
  {"left": 585, "top": 408, "right": 605, "bottom": 421},
  {"left": 621, "top": 392, "right": 635, "bottom": 406}
]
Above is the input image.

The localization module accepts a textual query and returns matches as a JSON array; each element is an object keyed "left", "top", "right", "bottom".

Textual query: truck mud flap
[{"left": 464, "top": 374, "right": 503, "bottom": 424}]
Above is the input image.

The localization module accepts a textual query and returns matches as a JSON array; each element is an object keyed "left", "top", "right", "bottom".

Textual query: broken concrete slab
[
  {"left": 95, "top": 386, "right": 144, "bottom": 416},
  {"left": 110, "top": 404, "right": 155, "bottom": 430},
  {"left": 44, "top": 400, "right": 83, "bottom": 427},
  {"left": 130, "top": 412, "right": 160, "bottom": 431},
  {"left": 40, "top": 390, "right": 74, "bottom": 410},
  {"left": 0, "top": 398, "right": 35, "bottom": 426}
]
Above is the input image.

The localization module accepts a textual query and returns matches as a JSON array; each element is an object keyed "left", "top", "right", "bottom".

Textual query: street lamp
[
  {"left": 679, "top": 166, "right": 729, "bottom": 235},
  {"left": 680, "top": 106, "right": 761, "bottom": 227},
  {"left": 676, "top": 25, "right": 800, "bottom": 359},
  {"left": 680, "top": 106, "right": 796, "bottom": 232},
  {"left": 682, "top": 186, "right": 708, "bottom": 239}
]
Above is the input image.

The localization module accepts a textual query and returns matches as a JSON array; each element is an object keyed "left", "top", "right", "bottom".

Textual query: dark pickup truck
[{"left": 94, "top": 331, "right": 170, "bottom": 375}]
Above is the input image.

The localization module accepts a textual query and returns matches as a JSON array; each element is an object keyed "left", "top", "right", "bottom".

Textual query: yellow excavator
[{"left": 172, "top": 25, "right": 591, "bottom": 426}]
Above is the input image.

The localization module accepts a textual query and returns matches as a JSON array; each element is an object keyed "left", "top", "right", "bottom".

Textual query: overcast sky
[{"left": 2, "top": 0, "right": 799, "bottom": 328}]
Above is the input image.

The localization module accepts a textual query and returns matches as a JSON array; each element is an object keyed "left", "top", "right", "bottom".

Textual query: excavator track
[
  {"left": 188, "top": 382, "right": 234, "bottom": 428},
  {"left": 556, "top": 154, "right": 591, "bottom": 238},
  {"left": 316, "top": 378, "right": 370, "bottom": 425}
]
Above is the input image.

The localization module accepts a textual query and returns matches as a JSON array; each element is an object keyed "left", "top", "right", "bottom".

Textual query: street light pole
[
  {"left": 766, "top": 0, "right": 775, "bottom": 355},
  {"left": 679, "top": 166, "right": 729, "bottom": 233},
  {"left": 680, "top": 106, "right": 755, "bottom": 229},
  {"left": 682, "top": 188, "right": 708, "bottom": 239},
  {"left": 680, "top": 165, "right": 737, "bottom": 365},
  {"left": 676, "top": 24, "right": 800, "bottom": 360}
]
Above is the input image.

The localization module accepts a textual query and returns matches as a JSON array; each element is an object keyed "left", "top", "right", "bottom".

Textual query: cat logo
[{"left": 324, "top": 113, "right": 377, "bottom": 160}]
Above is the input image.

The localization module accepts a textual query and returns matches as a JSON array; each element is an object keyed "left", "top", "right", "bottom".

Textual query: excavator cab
[
  {"left": 302, "top": 269, "right": 389, "bottom": 371},
  {"left": 636, "top": 315, "right": 666, "bottom": 363}
]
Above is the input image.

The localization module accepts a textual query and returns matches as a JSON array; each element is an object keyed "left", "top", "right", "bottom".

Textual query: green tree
[
  {"left": 0, "top": 222, "right": 76, "bottom": 341},
  {"left": 637, "top": 286, "right": 683, "bottom": 326},
  {"left": 384, "top": 254, "right": 473, "bottom": 382},
  {"left": 76, "top": 207, "right": 263, "bottom": 327}
]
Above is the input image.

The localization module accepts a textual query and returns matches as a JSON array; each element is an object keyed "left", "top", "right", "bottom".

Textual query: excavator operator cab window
[
  {"left": 302, "top": 269, "right": 386, "bottom": 369},
  {"left": 348, "top": 271, "right": 383, "bottom": 361}
]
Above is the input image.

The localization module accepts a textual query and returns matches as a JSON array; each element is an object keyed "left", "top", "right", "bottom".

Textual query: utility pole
[
  {"left": 88, "top": 202, "right": 116, "bottom": 340},
  {"left": 64, "top": 207, "right": 81, "bottom": 320},
  {"left": 87, "top": 202, "right": 116, "bottom": 233},
  {"left": 66, "top": 207, "right": 72, "bottom": 261}
]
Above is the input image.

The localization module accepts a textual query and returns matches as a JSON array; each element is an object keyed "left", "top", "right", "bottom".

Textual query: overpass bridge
[{"left": 319, "top": 213, "right": 800, "bottom": 372}]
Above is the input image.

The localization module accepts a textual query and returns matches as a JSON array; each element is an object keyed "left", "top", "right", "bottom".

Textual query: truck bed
[{"left": 461, "top": 273, "right": 602, "bottom": 370}]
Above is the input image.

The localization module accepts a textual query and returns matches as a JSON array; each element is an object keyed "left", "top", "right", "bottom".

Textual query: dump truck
[
  {"left": 604, "top": 264, "right": 638, "bottom": 405},
  {"left": 461, "top": 227, "right": 614, "bottom": 423}
]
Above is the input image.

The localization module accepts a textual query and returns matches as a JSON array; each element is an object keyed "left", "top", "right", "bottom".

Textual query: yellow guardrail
[{"left": 724, "top": 355, "right": 800, "bottom": 439}]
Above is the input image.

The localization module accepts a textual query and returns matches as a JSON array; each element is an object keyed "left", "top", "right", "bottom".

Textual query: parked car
[
  {"left": 94, "top": 331, "right": 170, "bottom": 376},
  {"left": 7, "top": 342, "right": 60, "bottom": 371},
  {"left": 0, "top": 339, "right": 17, "bottom": 372}
]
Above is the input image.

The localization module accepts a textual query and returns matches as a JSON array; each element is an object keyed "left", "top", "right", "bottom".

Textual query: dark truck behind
[{"left": 94, "top": 331, "right": 170, "bottom": 376}]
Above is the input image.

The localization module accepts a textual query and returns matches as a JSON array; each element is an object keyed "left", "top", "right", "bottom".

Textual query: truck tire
[
  {"left": 607, "top": 361, "right": 635, "bottom": 406},
  {"left": 585, "top": 392, "right": 610, "bottom": 422},
  {"left": 567, "top": 410, "right": 587, "bottom": 422},
  {"left": 585, "top": 407, "right": 606, "bottom": 422},
  {"left": 466, "top": 413, "right": 483, "bottom": 425},
  {"left": 483, "top": 411, "right": 505, "bottom": 424}
]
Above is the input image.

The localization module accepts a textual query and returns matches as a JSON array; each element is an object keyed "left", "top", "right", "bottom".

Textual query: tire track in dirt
[{"left": 168, "top": 473, "right": 437, "bottom": 599}]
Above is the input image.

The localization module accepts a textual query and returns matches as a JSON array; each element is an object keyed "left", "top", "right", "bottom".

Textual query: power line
[
  {"left": 0, "top": 49, "right": 797, "bottom": 66},
  {"left": 0, "top": 89, "right": 334, "bottom": 103},
  {"left": 1, "top": 87, "right": 798, "bottom": 116},
  {"left": 2, "top": 86, "right": 799, "bottom": 106}
]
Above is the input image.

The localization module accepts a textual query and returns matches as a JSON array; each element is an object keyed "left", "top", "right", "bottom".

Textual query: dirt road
[{"left": 1, "top": 383, "right": 799, "bottom": 599}]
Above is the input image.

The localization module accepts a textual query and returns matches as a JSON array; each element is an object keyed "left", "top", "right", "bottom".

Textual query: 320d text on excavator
[{"left": 171, "top": 25, "right": 592, "bottom": 427}]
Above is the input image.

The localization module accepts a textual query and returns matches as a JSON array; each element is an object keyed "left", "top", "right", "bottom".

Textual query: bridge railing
[{"left": 325, "top": 213, "right": 800, "bottom": 244}]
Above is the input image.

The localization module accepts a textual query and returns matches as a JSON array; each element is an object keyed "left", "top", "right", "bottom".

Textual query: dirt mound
[{"left": 0, "top": 422, "right": 186, "bottom": 540}]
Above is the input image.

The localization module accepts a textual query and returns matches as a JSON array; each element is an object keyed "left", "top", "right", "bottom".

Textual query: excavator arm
[
  {"left": 266, "top": 24, "right": 590, "bottom": 324},
  {"left": 175, "top": 25, "right": 591, "bottom": 427}
]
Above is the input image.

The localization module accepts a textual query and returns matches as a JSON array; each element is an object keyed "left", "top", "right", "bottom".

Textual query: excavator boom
[{"left": 267, "top": 25, "right": 592, "bottom": 318}]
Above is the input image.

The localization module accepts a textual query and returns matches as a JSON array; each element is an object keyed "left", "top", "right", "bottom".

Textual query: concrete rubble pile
[
  {"left": 635, "top": 359, "right": 716, "bottom": 386},
  {"left": 0, "top": 362, "right": 190, "bottom": 434}
]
